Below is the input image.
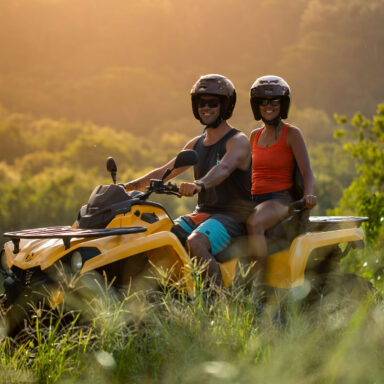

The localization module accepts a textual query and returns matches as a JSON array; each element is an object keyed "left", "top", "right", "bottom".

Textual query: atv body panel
[
  {"left": 215, "top": 215, "right": 367, "bottom": 288},
  {"left": 1, "top": 182, "right": 369, "bottom": 312}
]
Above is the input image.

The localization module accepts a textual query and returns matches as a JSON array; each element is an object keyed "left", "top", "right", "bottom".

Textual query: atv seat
[{"left": 215, "top": 209, "right": 310, "bottom": 263}]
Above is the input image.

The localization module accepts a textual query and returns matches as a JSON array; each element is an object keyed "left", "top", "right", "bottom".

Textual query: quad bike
[{"left": 0, "top": 149, "right": 368, "bottom": 334}]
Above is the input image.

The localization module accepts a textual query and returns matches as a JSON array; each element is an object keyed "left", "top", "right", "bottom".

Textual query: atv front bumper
[{"left": 1, "top": 264, "right": 61, "bottom": 308}]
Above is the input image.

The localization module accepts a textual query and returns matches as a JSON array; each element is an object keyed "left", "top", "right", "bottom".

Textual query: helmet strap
[
  {"left": 199, "top": 102, "right": 224, "bottom": 129},
  {"left": 204, "top": 116, "right": 223, "bottom": 129},
  {"left": 261, "top": 115, "right": 281, "bottom": 127}
]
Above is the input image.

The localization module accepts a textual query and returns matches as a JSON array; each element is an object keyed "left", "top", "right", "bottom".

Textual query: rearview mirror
[
  {"left": 161, "top": 150, "right": 199, "bottom": 181},
  {"left": 106, "top": 157, "right": 117, "bottom": 184},
  {"left": 174, "top": 150, "right": 199, "bottom": 169}
]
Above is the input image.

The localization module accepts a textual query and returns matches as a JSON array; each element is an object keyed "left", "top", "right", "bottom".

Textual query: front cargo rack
[{"left": 4, "top": 226, "right": 147, "bottom": 253}]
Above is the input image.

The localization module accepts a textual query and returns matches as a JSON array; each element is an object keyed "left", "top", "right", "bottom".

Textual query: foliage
[
  {"left": 0, "top": 101, "right": 372, "bottom": 239},
  {"left": 0, "top": 118, "right": 32, "bottom": 163},
  {"left": 0, "top": 110, "right": 194, "bottom": 240},
  {"left": 280, "top": 0, "right": 384, "bottom": 116},
  {"left": 308, "top": 142, "right": 357, "bottom": 215},
  {"left": 332, "top": 103, "right": 384, "bottom": 244},
  {"left": 0, "top": 0, "right": 382, "bottom": 137},
  {"left": 0, "top": 169, "right": 96, "bottom": 235},
  {"left": 0, "top": 272, "right": 382, "bottom": 384},
  {"left": 289, "top": 105, "right": 337, "bottom": 144}
]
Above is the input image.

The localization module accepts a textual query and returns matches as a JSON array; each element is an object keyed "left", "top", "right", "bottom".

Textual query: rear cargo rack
[
  {"left": 4, "top": 226, "right": 147, "bottom": 253},
  {"left": 309, "top": 216, "right": 369, "bottom": 231}
]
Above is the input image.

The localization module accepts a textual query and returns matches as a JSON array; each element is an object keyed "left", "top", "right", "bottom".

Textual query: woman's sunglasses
[
  {"left": 197, "top": 98, "right": 221, "bottom": 108},
  {"left": 259, "top": 98, "right": 281, "bottom": 107}
]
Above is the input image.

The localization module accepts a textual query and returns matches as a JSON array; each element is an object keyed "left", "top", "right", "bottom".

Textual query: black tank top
[{"left": 193, "top": 128, "right": 253, "bottom": 223}]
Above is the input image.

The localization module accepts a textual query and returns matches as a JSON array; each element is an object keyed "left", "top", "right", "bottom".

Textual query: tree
[{"left": 333, "top": 102, "right": 384, "bottom": 244}]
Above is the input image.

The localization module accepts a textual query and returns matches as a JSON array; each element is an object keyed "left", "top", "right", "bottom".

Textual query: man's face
[{"left": 197, "top": 95, "right": 221, "bottom": 125}]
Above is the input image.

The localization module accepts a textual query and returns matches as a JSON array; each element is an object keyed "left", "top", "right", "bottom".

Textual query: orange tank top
[{"left": 251, "top": 123, "right": 294, "bottom": 195}]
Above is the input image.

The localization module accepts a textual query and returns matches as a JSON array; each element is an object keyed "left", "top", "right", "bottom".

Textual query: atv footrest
[{"left": 4, "top": 226, "right": 147, "bottom": 252}]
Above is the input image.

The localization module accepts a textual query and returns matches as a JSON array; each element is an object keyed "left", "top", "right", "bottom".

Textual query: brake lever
[
  {"left": 163, "top": 182, "right": 181, "bottom": 197},
  {"left": 166, "top": 191, "right": 182, "bottom": 198}
]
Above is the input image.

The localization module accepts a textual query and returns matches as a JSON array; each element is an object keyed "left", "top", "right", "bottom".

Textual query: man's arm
[
  {"left": 124, "top": 136, "right": 200, "bottom": 191},
  {"left": 179, "top": 132, "right": 251, "bottom": 196}
]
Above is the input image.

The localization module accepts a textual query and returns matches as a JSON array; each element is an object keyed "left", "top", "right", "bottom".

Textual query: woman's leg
[{"left": 247, "top": 200, "right": 289, "bottom": 284}]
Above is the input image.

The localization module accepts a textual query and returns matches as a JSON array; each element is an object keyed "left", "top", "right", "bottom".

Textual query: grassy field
[{"left": 1, "top": 268, "right": 383, "bottom": 384}]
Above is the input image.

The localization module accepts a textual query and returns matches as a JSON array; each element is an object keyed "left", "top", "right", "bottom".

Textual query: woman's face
[{"left": 259, "top": 98, "right": 281, "bottom": 121}]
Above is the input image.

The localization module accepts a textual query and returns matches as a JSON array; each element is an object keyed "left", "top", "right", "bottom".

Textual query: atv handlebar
[
  {"left": 141, "top": 182, "right": 309, "bottom": 212},
  {"left": 288, "top": 199, "right": 307, "bottom": 215},
  {"left": 140, "top": 179, "right": 182, "bottom": 199}
]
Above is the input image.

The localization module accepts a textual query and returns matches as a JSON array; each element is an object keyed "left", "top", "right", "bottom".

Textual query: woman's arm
[{"left": 287, "top": 126, "right": 317, "bottom": 208}]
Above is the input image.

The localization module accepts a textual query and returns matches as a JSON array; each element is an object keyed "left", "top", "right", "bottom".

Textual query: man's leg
[
  {"left": 174, "top": 215, "right": 223, "bottom": 285},
  {"left": 187, "top": 214, "right": 242, "bottom": 288},
  {"left": 187, "top": 232, "right": 223, "bottom": 287}
]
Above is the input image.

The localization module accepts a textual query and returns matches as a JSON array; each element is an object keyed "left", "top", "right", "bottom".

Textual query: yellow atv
[{"left": 0, "top": 150, "right": 368, "bottom": 333}]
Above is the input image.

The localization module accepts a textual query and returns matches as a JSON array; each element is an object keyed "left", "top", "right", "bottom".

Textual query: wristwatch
[{"left": 194, "top": 180, "right": 206, "bottom": 192}]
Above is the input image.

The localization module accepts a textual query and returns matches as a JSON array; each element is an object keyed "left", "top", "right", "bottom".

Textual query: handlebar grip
[{"left": 289, "top": 199, "right": 306, "bottom": 215}]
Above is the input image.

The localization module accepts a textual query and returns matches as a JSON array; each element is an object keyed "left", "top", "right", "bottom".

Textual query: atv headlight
[
  {"left": 1, "top": 250, "right": 11, "bottom": 274},
  {"left": 71, "top": 251, "right": 83, "bottom": 273}
]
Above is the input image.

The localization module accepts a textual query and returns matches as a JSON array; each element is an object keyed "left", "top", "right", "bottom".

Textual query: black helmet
[
  {"left": 250, "top": 75, "right": 291, "bottom": 120},
  {"left": 191, "top": 74, "right": 236, "bottom": 121}
]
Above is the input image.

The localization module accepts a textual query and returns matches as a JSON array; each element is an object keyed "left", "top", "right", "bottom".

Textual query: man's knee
[{"left": 187, "top": 232, "right": 210, "bottom": 256}]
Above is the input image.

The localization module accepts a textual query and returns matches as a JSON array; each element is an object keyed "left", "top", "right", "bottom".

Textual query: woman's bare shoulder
[
  {"left": 251, "top": 127, "right": 263, "bottom": 134},
  {"left": 250, "top": 127, "right": 263, "bottom": 145},
  {"left": 286, "top": 124, "right": 304, "bottom": 138},
  {"left": 286, "top": 124, "right": 307, "bottom": 149}
]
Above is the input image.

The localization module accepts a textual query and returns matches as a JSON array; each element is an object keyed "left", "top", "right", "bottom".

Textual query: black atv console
[{"left": 76, "top": 184, "right": 171, "bottom": 229}]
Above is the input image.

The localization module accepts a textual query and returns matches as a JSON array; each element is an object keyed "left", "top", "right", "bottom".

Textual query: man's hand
[{"left": 179, "top": 182, "right": 200, "bottom": 197}]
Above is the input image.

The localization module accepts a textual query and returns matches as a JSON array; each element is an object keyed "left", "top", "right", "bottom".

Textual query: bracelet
[{"left": 194, "top": 180, "right": 206, "bottom": 192}]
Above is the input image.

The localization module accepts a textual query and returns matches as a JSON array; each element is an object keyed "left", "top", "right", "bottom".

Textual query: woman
[{"left": 247, "top": 75, "right": 317, "bottom": 285}]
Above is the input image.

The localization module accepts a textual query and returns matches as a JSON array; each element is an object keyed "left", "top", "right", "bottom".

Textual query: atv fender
[
  {"left": 81, "top": 231, "right": 194, "bottom": 294},
  {"left": 266, "top": 227, "right": 365, "bottom": 289}
]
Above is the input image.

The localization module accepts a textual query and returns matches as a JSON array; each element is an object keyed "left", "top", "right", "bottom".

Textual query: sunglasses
[
  {"left": 197, "top": 98, "right": 221, "bottom": 108},
  {"left": 259, "top": 98, "right": 281, "bottom": 107}
]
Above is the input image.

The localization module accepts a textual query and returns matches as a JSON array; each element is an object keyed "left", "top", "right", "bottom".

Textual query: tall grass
[{"left": 0, "top": 265, "right": 383, "bottom": 384}]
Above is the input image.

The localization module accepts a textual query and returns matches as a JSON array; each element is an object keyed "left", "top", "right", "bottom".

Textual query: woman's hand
[{"left": 303, "top": 194, "right": 317, "bottom": 208}]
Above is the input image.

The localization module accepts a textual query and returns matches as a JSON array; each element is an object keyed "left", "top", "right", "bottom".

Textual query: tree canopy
[
  {"left": 333, "top": 103, "right": 384, "bottom": 244},
  {"left": 0, "top": 0, "right": 382, "bottom": 137}
]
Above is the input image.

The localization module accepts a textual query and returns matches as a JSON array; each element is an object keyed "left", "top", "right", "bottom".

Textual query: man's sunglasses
[
  {"left": 259, "top": 98, "right": 281, "bottom": 107},
  {"left": 197, "top": 99, "right": 221, "bottom": 108}
]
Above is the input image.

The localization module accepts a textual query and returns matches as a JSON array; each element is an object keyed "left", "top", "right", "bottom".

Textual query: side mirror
[
  {"left": 174, "top": 150, "right": 199, "bottom": 169},
  {"left": 106, "top": 157, "right": 117, "bottom": 184},
  {"left": 162, "top": 150, "right": 199, "bottom": 181}
]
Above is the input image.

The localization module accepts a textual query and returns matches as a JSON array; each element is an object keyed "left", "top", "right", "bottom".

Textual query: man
[{"left": 124, "top": 74, "right": 252, "bottom": 287}]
